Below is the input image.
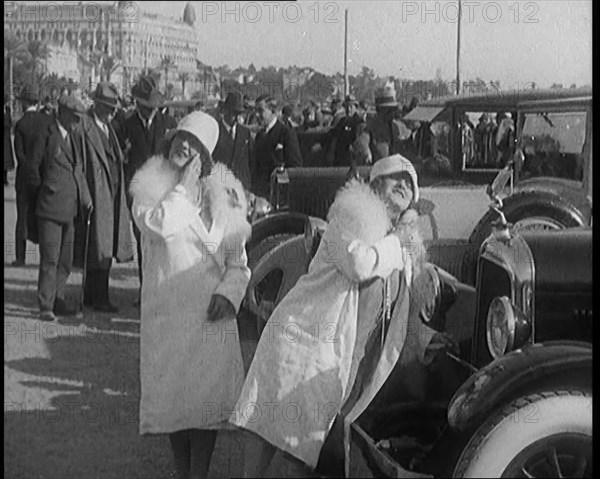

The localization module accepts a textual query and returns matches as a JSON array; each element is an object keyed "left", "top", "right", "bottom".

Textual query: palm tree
[
  {"left": 26, "top": 40, "right": 50, "bottom": 81},
  {"left": 102, "top": 55, "right": 121, "bottom": 82},
  {"left": 159, "top": 55, "right": 177, "bottom": 92},
  {"left": 4, "top": 32, "right": 27, "bottom": 109},
  {"left": 178, "top": 72, "right": 189, "bottom": 98}
]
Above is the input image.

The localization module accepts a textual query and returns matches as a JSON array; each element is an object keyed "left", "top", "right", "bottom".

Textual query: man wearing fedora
[
  {"left": 35, "top": 94, "right": 93, "bottom": 321},
  {"left": 365, "top": 87, "right": 401, "bottom": 162},
  {"left": 74, "top": 82, "right": 133, "bottom": 313},
  {"left": 12, "top": 84, "right": 52, "bottom": 266},
  {"left": 115, "top": 76, "right": 176, "bottom": 297},
  {"left": 327, "top": 94, "right": 366, "bottom": 167},
  {"left": 252, "top": 94, "right": 303, "bottom": 198},
  {"left": 212, "top": 91, "right": 254, "bottom": 191}
]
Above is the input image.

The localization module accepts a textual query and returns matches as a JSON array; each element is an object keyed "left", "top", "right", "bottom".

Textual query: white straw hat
[
  {"left": 369, "top": 154, "right": 419, "bottom": 202},
  {"left": 166, "top": 111, "right": 219, "bottom": 154}
]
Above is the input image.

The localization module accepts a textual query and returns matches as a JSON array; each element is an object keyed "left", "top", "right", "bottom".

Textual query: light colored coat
[
  {"left": 230, "top": 180, "right": 413, "bottom": 468},
  {"left": 130, "top": 156, "right": 252, "bottom": 434}
]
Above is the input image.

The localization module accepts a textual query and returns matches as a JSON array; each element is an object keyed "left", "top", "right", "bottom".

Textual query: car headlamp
[{"left": 486, "top": 296, "right": 516, "bottom": 359}]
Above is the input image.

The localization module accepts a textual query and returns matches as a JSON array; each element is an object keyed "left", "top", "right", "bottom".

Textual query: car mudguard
[
  {"left": 469, "top": 190, "right": 588, "bottom": 247},
  {"left": 447, "top": 341, "right": 592, "bottom": 432}
]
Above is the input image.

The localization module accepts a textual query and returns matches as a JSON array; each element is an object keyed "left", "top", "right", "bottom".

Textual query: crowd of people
[{"left": 4, "top": 77, "right": 457, "bottom": 478}]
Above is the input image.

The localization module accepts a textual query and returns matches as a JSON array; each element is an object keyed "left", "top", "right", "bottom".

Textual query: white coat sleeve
[
  {"left": 326, "top": 219, "right": 406, "bottom": 283},
  {"left": 214, "top": 241, "right": 251, "bottom": 312},
  {"left": 132, "top": 184, "right": 208, "bottom": 240}
]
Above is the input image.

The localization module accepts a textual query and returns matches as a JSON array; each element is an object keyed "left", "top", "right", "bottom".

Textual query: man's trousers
[{"left": 37, "top": 217, "right": 74, "bottom": 312}]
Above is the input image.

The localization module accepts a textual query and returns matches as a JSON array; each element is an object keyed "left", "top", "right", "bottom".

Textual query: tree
[
  {"left": 159, "top": 55, "right": 177, "bottom": 92},
  {"left": 4, "top": 32, "right": 28, "bottom": 109},
  {"left": 102, "top": 55, "right": 120, "bottom": 82},
  {"left": 26, "top": 40, "right": 50, "bottom": 81},
  {"left": 178, "top": 72, "right": 190, "bottom": 98}
]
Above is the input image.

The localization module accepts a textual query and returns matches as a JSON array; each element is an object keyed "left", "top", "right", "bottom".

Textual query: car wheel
[
  {"left": 453, "top": 390, "right": 592, "bottom": 478},
  {"left": 247, "top": 234, "right": 296, "bottom": 270}
]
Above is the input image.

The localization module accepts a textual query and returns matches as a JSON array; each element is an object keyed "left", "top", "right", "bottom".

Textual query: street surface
[{"left": 3, "top": 177, "right": 313, "bottom": 479}]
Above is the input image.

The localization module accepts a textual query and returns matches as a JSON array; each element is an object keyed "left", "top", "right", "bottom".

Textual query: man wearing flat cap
[
  {"left": 12, "top": 84, "right": 53, "bottom": 266},
  {"left": 212, "top": 91, "right": 254, "bottom": 191},
  {"left": 252, "top": 94, "right": 303, "bottom": 198},
  {"left": 34, "top": 94, "right": 93, "bottom": 321},
  {"left": 115, "top": 76, "right": 176, "bottom": 298},
  {"left": 327, "top": 94, "right": 366, "bottom": 167},
  {"left": 73, "top": 82, "right": 133, "bottom": 313}
]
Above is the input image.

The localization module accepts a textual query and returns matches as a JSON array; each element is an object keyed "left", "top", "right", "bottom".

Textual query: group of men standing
[
  {"left": 9, "top": 76, "right": 177, "bottom": 321},
  {"left": 8, "top": 77, "right": 313, "bottom": 321}
]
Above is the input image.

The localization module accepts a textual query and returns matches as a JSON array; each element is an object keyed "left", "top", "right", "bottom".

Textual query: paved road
[{"left": 3, "top": 178, "right": 314, "bottom": 479}]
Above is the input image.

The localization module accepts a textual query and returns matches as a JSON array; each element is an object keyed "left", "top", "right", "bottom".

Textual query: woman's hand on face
[
  {"left": 179, "top": 153, "right": 203, "bottom": 203},
  {"left": 207, "top": 294, "right": 236, "bottom": 322}
]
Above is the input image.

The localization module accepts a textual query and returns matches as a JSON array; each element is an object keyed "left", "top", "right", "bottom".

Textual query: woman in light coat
[
  {"left": 130, "top": 111, "right": 252, "bottom": 479},
  {"left": 231, "top": 154, "right": 425, "bottom": 476}
]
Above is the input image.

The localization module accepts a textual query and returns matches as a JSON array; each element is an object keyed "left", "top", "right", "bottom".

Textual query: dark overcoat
[
  {"left": 73, "top": 112, "right": 133, "bottom": 269},
  {"left": 212, "top": 119, "right": 254, "bottom": 191},
  {"left": 35, "top": 120, "right": 92, "bottom": 224}
]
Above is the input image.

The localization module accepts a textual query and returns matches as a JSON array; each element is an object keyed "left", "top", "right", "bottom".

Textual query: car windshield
[{"left": 519, "top": 111, "right": 587, "bottom": 182}]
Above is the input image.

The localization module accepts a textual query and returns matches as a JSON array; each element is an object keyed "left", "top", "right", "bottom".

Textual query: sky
[{"left": 138, "top": 1, "right": 591, "bottom": 88}]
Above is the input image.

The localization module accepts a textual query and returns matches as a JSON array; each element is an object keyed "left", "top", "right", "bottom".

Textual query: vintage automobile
[
  {"left": 247, "top": 87, "right": 593, "bottom": 285},
  {"left": 245, "top": 163, "right": 592, "bottom": 478}
]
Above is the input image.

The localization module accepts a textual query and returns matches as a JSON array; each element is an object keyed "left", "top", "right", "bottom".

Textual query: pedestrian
[
  {"left": 115, "top": 76, "right": 174, "bottom": 303},
  {"left": 328, "top": 96, "right": 345, "bottom": 129},
  {"left": 74, "top": 82, "right": 133, "bottom": 313},
  {"left": 365, "top": 87, "right": 401, "bottom": 161},
  {"left": 130, "top": 111, "right": 251, "bottom": 479},
  {"left": 212, "top": 91, "right": 254, "bottom": 191},
  {"left": 35, "top": 93, "right": 92, "bottom": 321},
  {"left": 4, "top": 100, "right": 15, "bottom": 186},
  {"left": 252, "top": 94, "right": 303, "bottom": 198},
  {"left": 231, "top": 154, "right": 425, "bottom": 477},
  {"left": 12, "top": 84, "right": 52, "bottom": 266},
  {"left": 327, "top": 94, "right": 366, "bottom": 167},
  {"left": 281, "top": 104, "right": 296, "bottom": 129}
]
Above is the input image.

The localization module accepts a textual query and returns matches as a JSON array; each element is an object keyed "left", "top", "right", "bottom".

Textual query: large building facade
[{"left": 4, "top": 1, "right": 219, "bottom": 99}]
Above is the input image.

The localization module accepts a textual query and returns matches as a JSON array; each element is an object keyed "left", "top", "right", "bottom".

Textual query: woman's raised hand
[{"left": 179, "top": 153, "right": 203, "bottom": 204}]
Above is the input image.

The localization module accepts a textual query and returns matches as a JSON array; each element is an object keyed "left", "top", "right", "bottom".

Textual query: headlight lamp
[{"left": 486, "top": 296, "right": 515, "bottom": 359}]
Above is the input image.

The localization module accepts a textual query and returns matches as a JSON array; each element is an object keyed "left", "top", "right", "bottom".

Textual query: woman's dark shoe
[
  {"left": 39, "top": 310, "right": 58, "bottom": 322},
  {"left": 53, "top": 299, "right": 78, "bottom": 317}
]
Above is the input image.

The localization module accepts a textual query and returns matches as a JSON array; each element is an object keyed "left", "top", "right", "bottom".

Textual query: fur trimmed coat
[
  {"left": 130, "top": 157, "right": 252, "bottom": 434},
  {"left": 230, "top": 179, "right": 423, "bottom": 468}
]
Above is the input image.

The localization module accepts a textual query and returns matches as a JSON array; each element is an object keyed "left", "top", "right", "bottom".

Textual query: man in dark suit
[
  {"left": 328, "top": 94, "right": 366, "bottom": 167},
  {"left": 212, "top": 92, "right": 254, "bottom": 191},
  {"left": 35, "top": 94, "right": 92, "bottom": 321},
  {"left": 252, "top": 94, "right": 303, "bottom": 198},
  {"left": 12, "top": 85, "right": 52, "bottom": 266},
  {"left": 75, "top": 82, "right": 133, "bottom": 313},
  {"left": 115, "top": 76, "right": 174, "bottom": 299}
]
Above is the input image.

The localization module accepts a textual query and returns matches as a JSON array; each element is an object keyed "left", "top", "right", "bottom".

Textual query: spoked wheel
[
  {"left": 502, "top": 433, "right": 592, "bottom": 478},
  {"left": 454, "top": 391, "right": 592, "bottom": 478},
  {"left": 512, "top": 216, "right": 565, "bottom": 233}
]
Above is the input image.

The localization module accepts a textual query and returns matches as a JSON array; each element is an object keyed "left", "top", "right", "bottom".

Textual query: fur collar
[
  {"left": 327, "top": 179, "right": 390, "bottom": 245},
  {"left": 130, "top": 156, "right": 251, "bottom": 244},
  {"left": 327, "top": 178, "right": 425, "bottom": 273}
]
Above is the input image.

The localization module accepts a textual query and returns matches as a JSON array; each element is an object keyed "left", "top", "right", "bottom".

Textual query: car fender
[
  {"left": 447, "top": 341, "right": 592, "bottom": 432},
  {"left": 248, "top": 212, "right": 308, "bottom": 251},
  {"left": 469, "top": 190, "right": 588, "bottom": 246}
]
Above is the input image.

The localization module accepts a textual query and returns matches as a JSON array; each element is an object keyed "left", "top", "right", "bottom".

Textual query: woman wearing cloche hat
[
  {"left": 231, "top": 154, "right": 436, "bottom": 477},
  {"left": 130, "top": 111, "right": 252, "bottom": 479}
]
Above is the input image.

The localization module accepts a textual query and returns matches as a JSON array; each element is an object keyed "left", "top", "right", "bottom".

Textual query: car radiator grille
[{"left": 472, "top": 259, "right": 512, "bottom": 368}]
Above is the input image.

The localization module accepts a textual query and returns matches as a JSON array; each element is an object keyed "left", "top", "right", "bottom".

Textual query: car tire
[
  {"left": 247, "top": 233, "right": 296, "bottom": 270},
  {"left": 453, "top": 390, "right": 592, "bottom": 478}
]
